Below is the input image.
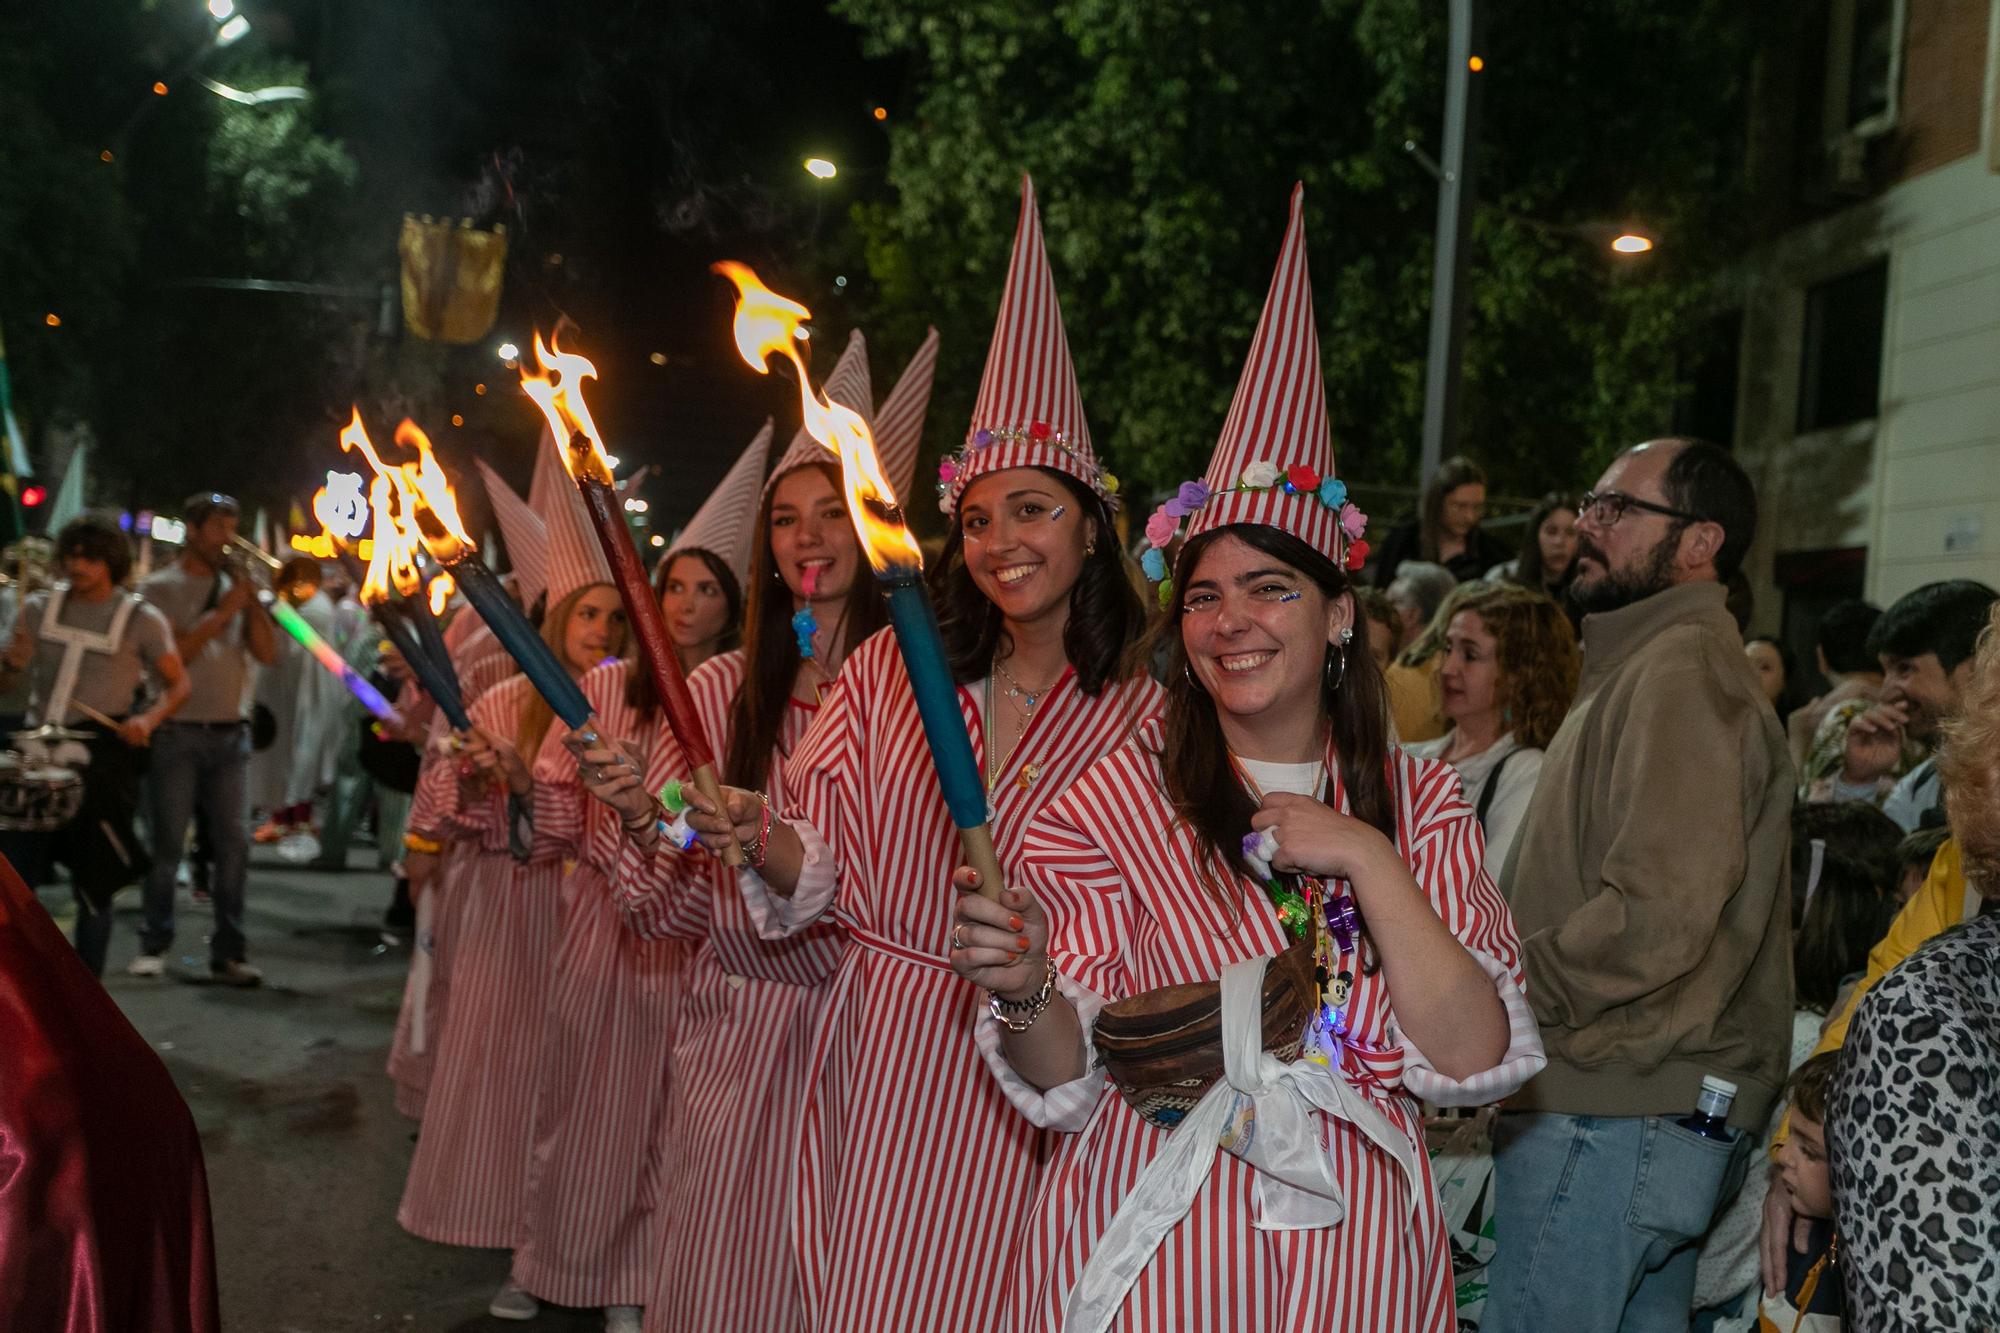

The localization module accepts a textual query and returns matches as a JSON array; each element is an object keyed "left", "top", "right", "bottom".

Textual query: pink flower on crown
[
  {"left": 938, "top": 457, "right": 959, "bottom": 486},
  {"left": 1145, "top": 506, "right": 1178, "bottom": 550},
  {"left": 1339, "top": 502, "right": 1367, "bottom": 540}
]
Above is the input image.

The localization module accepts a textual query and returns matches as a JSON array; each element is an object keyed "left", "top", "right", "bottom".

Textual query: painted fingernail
[
  {"left": 1008, "top": 915, "right": 1024, "bottom": 931},
  {"left": 1016, "top": 936, "right": 1030, "bottom": 951}
]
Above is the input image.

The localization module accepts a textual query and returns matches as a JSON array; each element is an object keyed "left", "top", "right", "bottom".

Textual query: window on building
[
  {"left": 1796, "top": 259, "right": 1887, "bottom": 434},
  {"left": 1775, "top": 546, "right": 1869, "bottom": 699}
]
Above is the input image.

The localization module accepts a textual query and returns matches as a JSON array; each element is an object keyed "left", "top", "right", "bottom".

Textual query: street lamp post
[{"left": 1418, "top": 0, "right": 1481, "bottom": 492}]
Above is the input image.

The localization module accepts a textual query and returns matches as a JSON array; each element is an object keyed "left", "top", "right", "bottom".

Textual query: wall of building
[{"left": 1728, "top": 0, "right": 2000, "bottom": 636}]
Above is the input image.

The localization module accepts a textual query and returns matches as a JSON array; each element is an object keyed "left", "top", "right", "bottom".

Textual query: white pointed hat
[
  {"left": 873, "top": 326, "right": 940, "bottom": 506},
  {"left": 762, "top": 328, "right": 875, "bottom": 498},
  {"left": 476, "top": 457, "right": 549, "bottom": 611},
  {"left": 666, "top": 418, "right": 773, "bottom": 586},
  {"left": 937, "top": 176, "right": 1116, "bottom": 516},
  {"left": 529, "top": 426, "right": 615, "bottom": 607}
]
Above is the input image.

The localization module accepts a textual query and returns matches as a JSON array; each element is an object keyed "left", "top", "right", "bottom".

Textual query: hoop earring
[
  {"left": 1325, "top": 646, "right": 1347, "bottom": 693},
  {"left": 1184, "top": 663, "right": 1205, "bottom": 693}
]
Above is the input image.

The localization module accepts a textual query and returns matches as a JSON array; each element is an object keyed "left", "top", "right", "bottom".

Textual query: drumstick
[{"left": 68, "top": 700, "right": 119, "bottom": 729}]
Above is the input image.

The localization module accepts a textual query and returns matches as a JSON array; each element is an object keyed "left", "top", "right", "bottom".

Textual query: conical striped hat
[
  {"left": 476, "top": 457, "right": 549, "bottom": 611},
  {"left": 1160, "top": 185, "right": 1367, "bottom": 577},
  {"left": 763, "top": 328, "right": 874, "bottom": 498},
  {"left": 666, "top": 418, "right": 772, "bottom": 585},
  {"left": 873, "top": 326, "right": 940, "bottom": 505},
  {"left": 938, "top": 176, "right": 1116, "bottom": 516},
  {"left": 530, "top": 425, "right": 615, "bottom": 607}
]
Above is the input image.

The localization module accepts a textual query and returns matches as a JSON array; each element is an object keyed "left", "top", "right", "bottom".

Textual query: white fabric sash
[
  {"left": 1064, "top": 954, "right": 1421, "bottom": 1333},
  {"left": 30, "top": 584, "right": 136, "bottom": 767}
]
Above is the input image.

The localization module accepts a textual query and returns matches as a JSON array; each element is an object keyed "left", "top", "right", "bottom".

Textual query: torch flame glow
[
  {"left": 428, "top": 570, "right": 456, "bottom": 617},
  {"left": 314, "top": 470, "right": 369, "bottom": 541},
  {"left": 339, "top": 407, "right": 476, "bottom": 566},
  {"left": 520, "top": 333, "right": 615, "bottom": 485},
  {"left": 714, "top": 261, "right": 923, "bottom": 575}
]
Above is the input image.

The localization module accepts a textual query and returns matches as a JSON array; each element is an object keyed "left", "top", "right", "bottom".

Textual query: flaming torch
[
  {"left": 520, "top": 333, "right": 741, "bottom": 866},
  {"left": 718, "top": 262, "right": 1005, "bottom": 900},
  {"left": 345, "top": 410, "right": 595, "bottom": 730},
  {"left": 344, "top": 418, "right": 471, "bottom": 731}
]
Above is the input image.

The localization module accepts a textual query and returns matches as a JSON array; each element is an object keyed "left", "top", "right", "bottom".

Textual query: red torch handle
[{"left": 573, "top": 468, "right": 743, "bottom": 866}]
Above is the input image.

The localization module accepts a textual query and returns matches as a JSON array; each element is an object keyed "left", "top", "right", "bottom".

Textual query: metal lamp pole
[{"left": 1418, "top": 0, "right": 1481, "bottom": 489}]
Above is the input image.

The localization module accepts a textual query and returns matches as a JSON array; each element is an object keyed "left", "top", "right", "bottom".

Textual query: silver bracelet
[{"left": 987, "top": 958, "right": 1057, "bottom": 1033}]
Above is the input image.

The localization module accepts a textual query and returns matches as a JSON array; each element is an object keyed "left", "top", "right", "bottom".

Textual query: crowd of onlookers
[{"left": 1356, "top": 449, "right": 1999, "bottom": 1332}]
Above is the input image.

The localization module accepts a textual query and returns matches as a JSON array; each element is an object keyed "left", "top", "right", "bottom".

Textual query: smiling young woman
[{"left": 945, "top": 185, "right": 1542, "bottom": 1333}]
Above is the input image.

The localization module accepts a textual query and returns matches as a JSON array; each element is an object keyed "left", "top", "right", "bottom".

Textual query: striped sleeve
[
  {"left": 1394, "top": 755, "right": 1544, "bottom": 1106},
  {"left": 1018, "top": 771, "right": 1139, "bottom": 1005},
  {"left": 611, "top": 833, "right": 714, "bottom": 942}
]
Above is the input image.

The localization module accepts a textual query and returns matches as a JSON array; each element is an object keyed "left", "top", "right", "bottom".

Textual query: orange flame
[
  {"left": 428, "top": 570, "right": 456, "bottom": 617},
  {"left": 339, "top": 407, "right": 476, "bottom": 567},
  {"left": 520, "top": 332, "right": 614, "bottom": 485},
  {"left": 357, "top": 472, "right": 428, "bottom": 604},
  {"left": 714, "top": 261, "right": 922, "bottom": 575},
  {"left": 314, "top": 470, "right": 369, "bottom": 542}
]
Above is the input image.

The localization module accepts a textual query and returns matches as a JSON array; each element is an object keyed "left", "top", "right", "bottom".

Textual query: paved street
[{"left": 38, "top": 845, "right": 602, "bottom": 1333}]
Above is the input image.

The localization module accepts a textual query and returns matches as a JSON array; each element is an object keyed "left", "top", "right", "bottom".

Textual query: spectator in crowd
[
  {"left": 1762, "top": 1054, "right": 1845, "bottom": 1331},
  {"left": 1786, "top": 600, "right": 1882, "bottom": 769},
  {"left": 654, "top": 546, "right": 742, "bottom": 675},
  {"left": 1483, "top": 439, "right": 1792, "bottom": 1332},
  {"left": 0, "top": 515, "right": 190, "bottom": 974},
  {"left": 1744, "top": 635, "right": 1798, "bottom": 716},
  {"left": 1838, "top": 580, "right": 1998, "bottom": 832},
  {"left": 1826, "top": 602, "right": 2000, "bottom": 1329},
  {"left": 1383, "top": 559, "right": 1456, "bottom": 648},
  {"left": 1404, "top": 582, "right": 1578, "bottom": 879},
  {"left": 1695, "top": 805, "right": 1894, "bottom": 1326},
  {"left": 1352, "top": 586, "right": 1400, "bottom": 670},
  {"left": 1488, "top": 490, "right": 1580, "bottom": 607},
  {"left": 1383, "top": 578, "right": 1493, "bottom": 744},
  {"left": 1373, "top": 454, "right": 1512, "bottom": 585},
  {"left": 249, "top": 556, "right": 340, "bottom": 849},
  {"left": 131, "top": 492, "right": 276, "bottom": 986},
  {"left": 1891, "top": 824, "right": 1949, "bottom": 904}
]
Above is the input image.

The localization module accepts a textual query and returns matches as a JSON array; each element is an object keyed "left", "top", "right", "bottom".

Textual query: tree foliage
[{"left": 831, "top": 0, "right": 1764, "bottom": 511}]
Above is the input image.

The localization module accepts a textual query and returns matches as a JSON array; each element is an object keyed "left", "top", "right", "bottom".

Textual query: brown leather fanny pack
[{"left": 1091, "top": 936, "right": 1317, "bottom": 1130}]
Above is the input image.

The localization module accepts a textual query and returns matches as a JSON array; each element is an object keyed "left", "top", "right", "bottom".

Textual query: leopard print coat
[{"left": 1828, "top": 909, "right": 2000, "bottom": 1331}]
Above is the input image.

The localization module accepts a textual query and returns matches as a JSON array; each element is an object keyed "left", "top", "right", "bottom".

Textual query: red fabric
[{"left": 0, "top": 855, "right": 220, "bottom": 1332}]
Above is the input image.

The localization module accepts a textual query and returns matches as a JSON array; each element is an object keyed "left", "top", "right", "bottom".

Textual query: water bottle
[{"left": 1677, "top": 1075, "right": 1738, "bottom": 1140}]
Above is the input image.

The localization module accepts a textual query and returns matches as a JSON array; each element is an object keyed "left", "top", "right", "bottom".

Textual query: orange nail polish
[
  {"left": 1016, "top": 935, "right": 1030, "bottom": 951},
  {"left": 1008, "top": 915, "right": 1024, "bottom": 931}
]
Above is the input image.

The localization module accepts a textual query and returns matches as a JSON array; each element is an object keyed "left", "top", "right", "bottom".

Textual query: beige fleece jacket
[{"left": 1502, "top": 581, "right": 1794, "bottom": 1128}]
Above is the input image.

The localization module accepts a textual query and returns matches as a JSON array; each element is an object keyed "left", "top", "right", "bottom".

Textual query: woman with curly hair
[{"left": 1403, "top": 582, "right": 1579, "bottom": 877}]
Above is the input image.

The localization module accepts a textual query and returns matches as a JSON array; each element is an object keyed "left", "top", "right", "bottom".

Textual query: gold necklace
[{"left": 994, "top": 657, "right": 1061, "bottom": 713}]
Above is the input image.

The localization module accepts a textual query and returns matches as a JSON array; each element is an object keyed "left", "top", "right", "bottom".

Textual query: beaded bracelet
[
  {"left": 403, "top": 832, "right": 443, "bottom": 855},
  {"left": 746, "top": 793, "right": 773, "bottom": 869}
]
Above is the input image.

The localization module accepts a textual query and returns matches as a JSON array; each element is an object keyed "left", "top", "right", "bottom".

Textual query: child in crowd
[
  {"left": 1762, "top": 1053, "right": 1843, "bottom": 1332},
  {"left": 1892, "top": 824, "right": 1949, "bottom": 904}
]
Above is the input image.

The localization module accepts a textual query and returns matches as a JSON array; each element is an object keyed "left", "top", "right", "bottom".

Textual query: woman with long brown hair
[
  {"left": 948, "top": 187, "right": 1542, "bottom": 1332},
  {"left": 1373, "top": 455, "right": 1510, "bottom": 587},
  {"left": 568, "top": 326, "right": 931, "bottom": 1332},
  {"left": 680, "top": 178, "right": 1159, "bottom": 1332}
]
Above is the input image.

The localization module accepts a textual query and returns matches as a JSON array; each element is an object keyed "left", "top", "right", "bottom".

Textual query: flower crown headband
[
  {"left": 935, "top": 420, "right": 1121, "bottom": 515},
  {"left": 1140, "top": 461, "right": 1370, "bottom": 608}
]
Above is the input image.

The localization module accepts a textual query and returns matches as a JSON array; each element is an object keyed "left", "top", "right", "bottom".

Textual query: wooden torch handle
[{"left": 689, "top": 762, "right": 744, "bottom": 867}]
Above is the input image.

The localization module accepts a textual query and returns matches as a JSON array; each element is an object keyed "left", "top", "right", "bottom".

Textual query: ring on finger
[{"left": 950, "top": 923, "right": 968, "bottom": 951}]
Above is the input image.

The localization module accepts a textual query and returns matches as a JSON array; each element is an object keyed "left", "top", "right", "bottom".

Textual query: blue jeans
[
  {"left": 1482, "top": 1111, "right": 1753, "bottom": 1333},
  {"left": 139, "top": 721, "right": 251, "bottom": 965}
]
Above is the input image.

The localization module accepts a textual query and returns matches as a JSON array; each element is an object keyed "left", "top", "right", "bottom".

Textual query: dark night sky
[{"left": 274, "top": 0, "right": 898, "bottom": 534}]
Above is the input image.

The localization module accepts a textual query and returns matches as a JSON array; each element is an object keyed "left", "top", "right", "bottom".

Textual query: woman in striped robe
[
  {"left": 570, "top": 454, "right": 886, "bottom": 1332},
  {"left": 394, "top": 582, "right": 626, "bottom": 1321},
  {"left": 948, "top": 184, "right": 1545, "bottom": 1332}
]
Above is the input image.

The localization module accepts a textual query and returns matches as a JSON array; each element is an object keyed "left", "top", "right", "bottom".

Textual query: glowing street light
[
  {"left": 208, "top": 0, "right": 235, "bottom": 18},
  {"left": 1610, "top": 231, "right": 1656, "bottom": 255},
  {"left": 803, "top": 157, "right": 838, "bottom": 180},
  {"left": 215, "top": 14, "right": 250, "bottom": 45},
  {"left": 496, "top": 341, "right": 520, "bottom": 362}
]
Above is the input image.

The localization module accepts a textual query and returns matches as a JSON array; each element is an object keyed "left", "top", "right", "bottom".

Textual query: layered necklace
[
  {"left": 1233, "top": 753, "right": 1361, "bottom": 1059},
  {"left": 982, "top": 653, "right": 1063, "bottom": 822}
]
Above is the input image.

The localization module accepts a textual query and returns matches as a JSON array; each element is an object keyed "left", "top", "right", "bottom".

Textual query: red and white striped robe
[
  {"left": 386, "top": 647, "right": 520, "bottom": 1120},
  {"left": 608, "top": 648, "right": 844, "bottom": 1333},
  {"left": 506, "top": 661, "right": 682, "bottom": 1309},
  {"left": 746, "top": 628, "right": 1161, "bottom": 1332},
  {"left": 997, "top": 722, "right": 1540, "bottom": 1332},
  {"left": 397, "top": 673, "right": 561, "bottom": 1248}
]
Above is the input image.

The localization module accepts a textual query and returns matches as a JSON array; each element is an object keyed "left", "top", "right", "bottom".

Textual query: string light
[
  {"left": 43, "top": 313, "right": 61, "bottom": 328},
  {"left": 152, "top": 81, "right": 169, "bottom": 96}
]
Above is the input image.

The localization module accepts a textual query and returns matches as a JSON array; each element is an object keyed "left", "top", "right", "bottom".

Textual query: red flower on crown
[{"left": 1286, "top": 463, "right": 1320, "bottom": 493}]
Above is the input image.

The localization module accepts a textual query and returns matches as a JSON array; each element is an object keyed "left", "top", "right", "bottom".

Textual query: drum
[{"left": 0, "top": 757, "right": 85, "bottom": 831}]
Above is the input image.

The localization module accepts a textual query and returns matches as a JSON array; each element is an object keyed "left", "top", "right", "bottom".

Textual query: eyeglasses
[{"left": 1576, "top": 490, "right": 1705, "bottom": 527}]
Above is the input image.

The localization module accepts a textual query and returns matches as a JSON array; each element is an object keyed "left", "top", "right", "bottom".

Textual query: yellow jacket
[{"left": 1774, "top": 839, "right": 1970, "bottom": 1151}]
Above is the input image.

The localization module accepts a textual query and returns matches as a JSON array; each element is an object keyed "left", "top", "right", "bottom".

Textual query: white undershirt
[{"left": 1236, "top": 756, "right": 1326, "bottom": 801}]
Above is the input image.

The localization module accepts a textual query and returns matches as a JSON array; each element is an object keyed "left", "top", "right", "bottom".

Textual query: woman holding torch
[
  {"left": 395, "top": 480, "right": 633, "bottom": 1325},
  {"left": 570, "top": 327, "right": 936, "bottom": 1332},
  {"left": 947, "top": 188, "right": 1544, "bottom": 1333},
  {"left": 683, "top": 179, "right": 1158, "bottom": 1332}
]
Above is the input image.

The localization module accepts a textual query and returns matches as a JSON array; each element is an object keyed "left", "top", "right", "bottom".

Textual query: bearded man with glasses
[{"left": 1481, "top": 438, "right": 1795, "bottom": 1332}]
